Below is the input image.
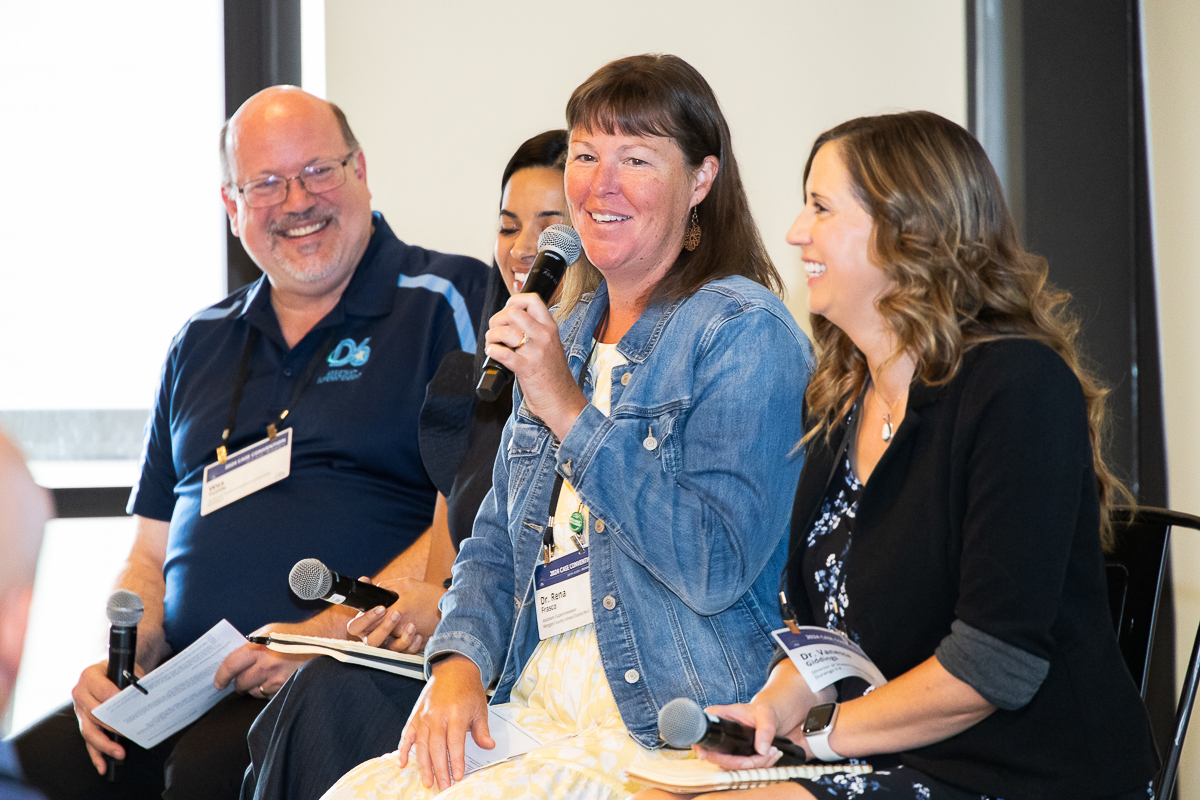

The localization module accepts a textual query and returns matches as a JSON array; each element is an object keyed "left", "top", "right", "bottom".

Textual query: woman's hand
[
  {"left": 696, "top": 658, "right": 833, "bottom": 769},
  {"left": 484, "top": 292, "right": 587, "bottom": 440},
  {"left": 397, "top": 654, "right": 493, "bottom": 790},
  {"left": 693, "top": 701, "right": 792, "bottom": 770},
  {"left": 346, "top": 576, "right": 445, "bottom": 654}
]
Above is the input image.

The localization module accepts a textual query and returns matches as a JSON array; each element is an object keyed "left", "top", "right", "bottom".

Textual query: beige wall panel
[
  {"left": 323, "top": 0, "right": 966, "bottom": 330},
  {"left": 1145, "top": 0, "right": 1200, "bottom": 794}
]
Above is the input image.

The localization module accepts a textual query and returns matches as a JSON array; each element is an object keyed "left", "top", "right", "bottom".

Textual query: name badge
[
  {"left": 534, "top": 546, "right": 593, "bottom": 639},
  {"left": 771, "top": 626, "right": 888, "bottom": 693},
  {"left": 201, "top": 428, "right": 292, "bottom": 516}
]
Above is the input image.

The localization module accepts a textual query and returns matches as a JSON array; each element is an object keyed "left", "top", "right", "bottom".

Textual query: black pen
[{"left": 247, "top": 635, "right": 271, "bottom": 645}]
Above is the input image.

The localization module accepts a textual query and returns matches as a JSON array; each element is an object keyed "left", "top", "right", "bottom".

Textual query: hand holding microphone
[
  {"left": 476, "top": 223, "right": 582, "bottom": 402},
  {"left": 658, "top": 697, "right": 808, "bottom": 766}
]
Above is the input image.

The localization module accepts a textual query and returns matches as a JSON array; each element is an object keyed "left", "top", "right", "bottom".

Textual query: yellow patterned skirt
[{"left": 322, "top": 624, "right": 684, "bottom": 799}]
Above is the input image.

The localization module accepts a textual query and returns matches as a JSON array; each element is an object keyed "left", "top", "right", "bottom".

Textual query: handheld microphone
[
  {"left": 476, "top": 223, "right": 582, "bottom": 401},
  {"left": 658, "top": 697, "right": 808, "bottom": 766},
  {"left": 288, "top": 558, "right": 399, "bottom": 611},
  {"left": 105, "top": 589, "right": 143, "bottom": 782}
]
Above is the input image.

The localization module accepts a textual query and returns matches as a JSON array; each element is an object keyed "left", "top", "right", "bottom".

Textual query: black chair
[{"left": 1107, "top": 506, "right": 1200, "bottom": 798}]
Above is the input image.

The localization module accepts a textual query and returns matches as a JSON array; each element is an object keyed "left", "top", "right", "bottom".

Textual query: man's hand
[
  {"left": 212, "top": 621, "right": 313, "bottom": 698},
  {"left": 398, "top": 654, "right": 492, "bottom": 791},
  {"left": 346, "top": 576, "right": 446, "bottom": 654},
  {"left": 72, "top": 660, "right": 143, "bottom": 774}
]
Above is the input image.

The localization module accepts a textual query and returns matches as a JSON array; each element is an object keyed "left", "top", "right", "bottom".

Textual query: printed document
[
  {"left": 461, "top": 706, "right": 545, "bottom": 774},
  {"left": 93, "top": 620, "right": 246, "bottom": 748}
]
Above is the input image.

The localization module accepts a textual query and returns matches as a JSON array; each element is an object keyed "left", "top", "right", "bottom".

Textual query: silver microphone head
[
  {"left": 658, "top": 697, "right": 708, "bottom": 748},
  {"left": 106, "top": 589, "right": 144, "bottom": 628},
  {"left": 289, "top": 558, "right": 333, "bottom": 601},
  {"left": 537, "top": 223, "right": 582, "bottom": 266}
]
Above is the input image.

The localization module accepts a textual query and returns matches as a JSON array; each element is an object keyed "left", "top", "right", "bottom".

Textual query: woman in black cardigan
[{"left": 637, "top": 112, "right": 1157, "bottom": 799}]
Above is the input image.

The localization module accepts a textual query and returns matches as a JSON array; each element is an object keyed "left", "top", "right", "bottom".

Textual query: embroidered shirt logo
[{"left": 327, "top": 338, "right": 371, "bottom": 367}]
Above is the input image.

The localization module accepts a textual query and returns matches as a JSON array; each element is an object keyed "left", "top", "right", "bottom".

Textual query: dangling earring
[{"left": 683, "top": 207, "right": 702, "bottom": 252}]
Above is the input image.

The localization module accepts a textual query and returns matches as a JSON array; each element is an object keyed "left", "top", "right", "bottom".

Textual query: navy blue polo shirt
[{"left": 129, "top": 212, "right": 489, "bottom": 653}]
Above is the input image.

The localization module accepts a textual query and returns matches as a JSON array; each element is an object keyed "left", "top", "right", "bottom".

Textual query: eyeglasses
[{"left": 234, "top": 151, "right": 356, "bottom": 208}]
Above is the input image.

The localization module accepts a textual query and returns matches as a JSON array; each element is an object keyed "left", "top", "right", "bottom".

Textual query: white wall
[
  {"left": 1144, "top": 0, "right": 1200, "bottom": 794},
  {"left": 321, "top": 0, "right": 966, "bottom": 328}
]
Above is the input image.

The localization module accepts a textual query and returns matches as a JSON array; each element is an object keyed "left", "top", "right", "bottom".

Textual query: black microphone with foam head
[
  {"left": 658, "top": 697, "right": 808, "bottom": 766},
  {"left": 476, "top": 223, "right": 582, "bottom": 402},
  {"left": 105, "top": 589, "right": 143, "bottom": 782},
  {"left": 289, "top": 558, "right": 399, "bottom": 611}
]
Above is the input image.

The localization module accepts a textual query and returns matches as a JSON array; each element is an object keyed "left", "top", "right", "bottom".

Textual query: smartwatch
[{"left": 802, "top": 702, "right": 843, "bottom": 762}]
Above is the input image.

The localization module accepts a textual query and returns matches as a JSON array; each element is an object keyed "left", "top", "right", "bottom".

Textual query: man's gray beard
[{"left": 272, "top": 254, "right": 343, "bottom": 285}]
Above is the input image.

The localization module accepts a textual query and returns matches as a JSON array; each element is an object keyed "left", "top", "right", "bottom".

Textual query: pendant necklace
[{"left": 872, "top": 380, "right": 902, "bottom": 442}]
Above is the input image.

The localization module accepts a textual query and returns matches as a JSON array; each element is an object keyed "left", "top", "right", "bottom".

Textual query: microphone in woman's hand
[
  {"left": 657, "top": 697, "right": 809, "bottom": 766},
  {"left": 476, "top": 224, "right": 582, "bottom": 402},
  {"left": 288, "top": 558, "right": 399, "bottom": 611}
]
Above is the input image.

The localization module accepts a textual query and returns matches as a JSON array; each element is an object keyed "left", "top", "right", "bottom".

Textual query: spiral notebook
[
  {"left": 248, "top": 632, "right": 426, "bottom": 679},
  {"left": 624, "top": 758, "right": 873, "bottom": 792}
]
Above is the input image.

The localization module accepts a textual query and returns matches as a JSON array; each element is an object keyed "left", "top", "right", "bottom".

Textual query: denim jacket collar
[{"left": 563, "top": 281, "right": 688, "bottom": 371}]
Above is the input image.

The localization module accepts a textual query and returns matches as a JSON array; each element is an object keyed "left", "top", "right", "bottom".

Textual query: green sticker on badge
[{"left": 569, "top": 511, "right": 585, "bottom": 533}]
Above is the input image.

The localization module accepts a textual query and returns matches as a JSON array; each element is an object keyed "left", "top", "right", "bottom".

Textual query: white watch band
[
  {"left": 806, "top": 728, "right": 843, "bottom": 762},
  {"left": 804, "top": 704, "right": 843, "bottom": 762}
]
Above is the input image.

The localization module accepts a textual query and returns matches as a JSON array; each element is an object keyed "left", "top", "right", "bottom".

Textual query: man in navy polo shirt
[{"left": 14, "top": 87, "right": 489, "bottom": 800}]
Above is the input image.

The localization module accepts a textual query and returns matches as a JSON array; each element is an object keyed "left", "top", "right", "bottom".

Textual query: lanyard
[
  {"left": 215, "top": 326, "right": 339, "bottom": 464},
  {"left": 541, "top": 335, "right": 600, "bottom": 565}
]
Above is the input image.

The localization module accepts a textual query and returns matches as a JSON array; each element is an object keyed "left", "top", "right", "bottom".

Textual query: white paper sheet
[
  {"left": 93, "top": 619, "right": 247, "bottom": 748},
  {"left": 461, "top": 706, "right": 544, "bottom": 774}
]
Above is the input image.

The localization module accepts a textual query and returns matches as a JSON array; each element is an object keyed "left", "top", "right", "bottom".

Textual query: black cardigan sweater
[{"left": 786, "top": 339, "right": 1157, "bottom": 799}]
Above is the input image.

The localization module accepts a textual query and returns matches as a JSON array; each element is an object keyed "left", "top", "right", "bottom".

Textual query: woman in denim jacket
[{"left": 324, "top": 54, "right": 812, "bottom": 800}]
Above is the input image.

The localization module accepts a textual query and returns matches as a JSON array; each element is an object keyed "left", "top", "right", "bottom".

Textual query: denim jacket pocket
[
  {"left": 625, "top": 408, "right": 682, "bottom": 475},
  {"left": 507, "top": 413, "right": 549, "bottom": 500}
]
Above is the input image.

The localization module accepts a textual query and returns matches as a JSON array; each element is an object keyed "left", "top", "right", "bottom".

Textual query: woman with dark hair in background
[
  {"left": 239, "top": 130, "right": 570, "bottom": 800},
  {"left": 324, "top": 53, "right": 812, "bottom": 800},
  {"left": 637, "top": 111, "right": 1158, "bottom": 800}
]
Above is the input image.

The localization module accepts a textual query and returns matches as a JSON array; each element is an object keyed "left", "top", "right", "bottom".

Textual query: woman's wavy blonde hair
[{"left": 802, "top": 111, "right": 1129, "bottom": 545}]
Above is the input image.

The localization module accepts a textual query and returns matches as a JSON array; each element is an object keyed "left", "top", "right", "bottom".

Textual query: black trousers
[
  {"left": 242, "top": 657, "right": 425, "bottom": 800},
  {"left": 12, "top": 693, "right": 267, "bottom": 800}
]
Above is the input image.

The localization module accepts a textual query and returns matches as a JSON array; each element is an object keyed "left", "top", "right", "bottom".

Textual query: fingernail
[
  {"left": 406, "top": 623, "right": 415, "bottom": 634},
  {"left": 391, "top": 611, "right": 401, "bottom": 622},
  {"left": 375, "top": 606, "right": 385, "bottom": 615}
]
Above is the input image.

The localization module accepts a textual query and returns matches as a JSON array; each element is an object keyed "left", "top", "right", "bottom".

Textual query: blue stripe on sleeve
[{"left": 397, "top": 274, "right": 477, "bottom": 352}]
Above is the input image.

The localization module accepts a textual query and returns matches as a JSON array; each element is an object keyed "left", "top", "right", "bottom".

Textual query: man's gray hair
[{"left": 219, "top": 100, "right": 361, "bottom": 189}]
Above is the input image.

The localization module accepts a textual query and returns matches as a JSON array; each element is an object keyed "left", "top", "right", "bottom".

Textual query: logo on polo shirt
[
  {"left": 319, "top": 338, "right": 371, "bottom": 384},
  {"left": 327, "top": 338, "right": 371, "bottom": 367}
]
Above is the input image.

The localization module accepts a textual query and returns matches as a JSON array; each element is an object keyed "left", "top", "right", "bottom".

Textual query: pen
[{"left": 247, "top": 635, "right": 271, "bottom": 645}]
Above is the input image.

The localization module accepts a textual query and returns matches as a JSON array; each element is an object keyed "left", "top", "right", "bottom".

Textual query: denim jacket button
[
  {"left": 621, "top": 372, "right": 632, "bottom": 386},
  {"left": 602, "top": 595, "right": 616, "bottom": 610},
  {"left": 624, "top": 669, "right": 640, "bottom": 684},
  {"left": 594, "top": 519, "right": 606, "bottom": 533}
]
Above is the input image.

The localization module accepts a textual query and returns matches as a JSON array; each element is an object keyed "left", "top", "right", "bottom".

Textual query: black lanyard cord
[
  {"left": 541, "top": 329, "right": 602, "bottom": 564},
  {"left": 217, "top": 326, "right": 338, "bottom": 462}
]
